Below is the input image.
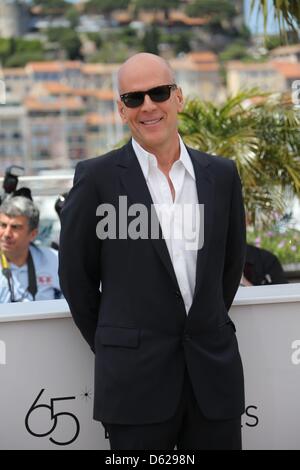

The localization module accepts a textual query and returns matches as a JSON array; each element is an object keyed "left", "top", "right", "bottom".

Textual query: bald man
[{"left": 59, "top": 53, "right": 246, "bottom": 450}]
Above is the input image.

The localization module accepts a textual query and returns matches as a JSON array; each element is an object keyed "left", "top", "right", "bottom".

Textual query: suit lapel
[
  {"left": 187, "top": 147, "right": 215, "bottom": 301},
  {"left": 116, "top": 141, "right": 179, "bottom": 288}
]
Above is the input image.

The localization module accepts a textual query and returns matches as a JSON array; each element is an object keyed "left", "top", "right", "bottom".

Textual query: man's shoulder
[
  {"left": 187, "top": 146, "right": 234, "bottom": 169},
  {"left": 187, "top": 146, "right": 235, "bottom": 178},
  {"left": 30, "top": 244, "right": 58, "bottom": 267},
  {"left": 77, "top": 143, "right": 129, "bottom": 173}
]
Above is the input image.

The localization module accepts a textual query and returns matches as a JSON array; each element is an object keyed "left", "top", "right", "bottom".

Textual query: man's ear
[
  {"left": 176, "top": 87, "right": 184, "bottom": 112},
  {"left": 117, "top": 100, "right": 128, "bottom": 123},
  {"left": 29, "top": 228, "right": 38, "bottom": 242}
]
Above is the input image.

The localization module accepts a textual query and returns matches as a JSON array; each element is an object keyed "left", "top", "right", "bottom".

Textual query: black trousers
[{"left": 103, "top": 372, "right": 242, "bottom": 450}]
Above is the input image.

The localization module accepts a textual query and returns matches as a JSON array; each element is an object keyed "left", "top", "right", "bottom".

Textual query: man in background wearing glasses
[{"left": 59, "top": 53, "right": 246, "bottom": 450}]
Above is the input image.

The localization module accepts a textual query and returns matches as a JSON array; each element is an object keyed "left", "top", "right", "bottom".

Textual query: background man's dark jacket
[
  {"left": 59, "top": 141, "right": 246, "bottom": 425},
  {"left": 244, "top": 244, "right": 288, "bottom": 285}
]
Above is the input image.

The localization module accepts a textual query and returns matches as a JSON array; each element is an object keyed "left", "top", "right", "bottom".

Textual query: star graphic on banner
[{"left": 80, "top": 387, "right": 92, "bottom": 402}]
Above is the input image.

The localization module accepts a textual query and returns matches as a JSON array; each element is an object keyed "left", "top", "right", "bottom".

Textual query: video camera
[
  {"left": 0, "top": 165, "right": 32, "bottom": 204},
  {"left": 54, "top": 192, "right": 68, "bottom": 218}
]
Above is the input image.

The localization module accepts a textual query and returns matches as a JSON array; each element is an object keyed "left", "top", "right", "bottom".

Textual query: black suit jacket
[{"left": 59, "top": 141, "right": 246, "bottom": 425}]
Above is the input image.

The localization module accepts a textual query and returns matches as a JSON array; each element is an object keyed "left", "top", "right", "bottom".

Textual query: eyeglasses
[{"left": 120, "top": 84, "right": 177, "bottom": 108}]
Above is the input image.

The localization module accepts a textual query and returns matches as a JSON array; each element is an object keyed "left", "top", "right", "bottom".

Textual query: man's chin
[{"left": 0, "top": 245, "right": 13, "bottom": 253}]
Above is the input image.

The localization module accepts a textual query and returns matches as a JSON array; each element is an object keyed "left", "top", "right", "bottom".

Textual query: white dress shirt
[{"left": 132, "top": 136, "right": 199, "bottom": 314}]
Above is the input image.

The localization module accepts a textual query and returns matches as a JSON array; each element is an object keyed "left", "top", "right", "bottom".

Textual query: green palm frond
[
  {"left": 179, "top": 90, "right": 300, "bottom": 228},
  {"left": 251, "top": 0, "right": 300, "bottom": 36}
]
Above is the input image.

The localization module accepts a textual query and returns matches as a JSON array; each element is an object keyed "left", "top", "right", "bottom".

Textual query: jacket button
[
  {"left": 175, "top": 291, "right": 182, "bottom": 299},
  {"left": 182, "top": 334, "right": 190, "bottom": 342}
]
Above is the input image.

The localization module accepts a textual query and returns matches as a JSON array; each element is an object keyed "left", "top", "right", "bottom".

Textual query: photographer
[{"left": 0, "top": 196, "right": 62, "bottom": 303}]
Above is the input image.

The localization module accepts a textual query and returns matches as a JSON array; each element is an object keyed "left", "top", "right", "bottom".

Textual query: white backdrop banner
[{"left": 0, "top": 284, "right": 300, "bottom": 450}]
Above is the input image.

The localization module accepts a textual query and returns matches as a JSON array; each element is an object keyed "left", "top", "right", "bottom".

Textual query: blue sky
[{"left": 244, "top": 0, "right": 281, "bottom": 34}]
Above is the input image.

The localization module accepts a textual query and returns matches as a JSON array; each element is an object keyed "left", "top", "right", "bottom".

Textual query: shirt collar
[
  {"left": 10, "top": 264, "right": 27, "bottom": 272},
  {"left": 178, "top": 136, "right": 195, "bottom": 180},
  {"left": 132, "top": 136, "right": 195, "bottom": 181}
]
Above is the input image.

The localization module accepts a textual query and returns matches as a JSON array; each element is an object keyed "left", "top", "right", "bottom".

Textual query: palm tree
[
  {"left": 178, "top": 90, "right": 300, "bottom": 228},
  {"left": 252, "top": 0, "right": 300, "bottom": 33}
]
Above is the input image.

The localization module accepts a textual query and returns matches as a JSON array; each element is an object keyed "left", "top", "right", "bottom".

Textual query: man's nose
[{"left": 141, "top": 93, "right": 157, "bottom": 111}]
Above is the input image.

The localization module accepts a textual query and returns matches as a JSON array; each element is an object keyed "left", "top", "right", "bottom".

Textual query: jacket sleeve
[
  {"left": 223, "top": 161, "right": 246, "bottom": 311},
  {"left": 58, "top": 161, "right": 101, "bottom": 351}
]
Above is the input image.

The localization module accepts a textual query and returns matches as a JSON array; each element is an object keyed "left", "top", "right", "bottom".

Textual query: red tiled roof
[
  {"left": 72, "top": 88, "right": 115, "bottom": 100},
  {"left": 272, "top": 61, "right": 300, "bottom": 78},
  {"left": 2, "top": 68, "right": 27, "bottom": 76},
  {"left": 114, "top": 9, "right": 208, "bottom": 26},
  {"left": 187, "top": 51, "right": 218, "bottom": 63},
  {"left": 170, "top": 58, "right": 219, "bottom": 72},
  {"left": 82, "top": 63, "right": 119, "bottom": 75},
  {"left": 86, "top": 112, "right": 117, "bottom": 126},
  {"left": 24, "top": 96, "right": 84, "bottom": 111},
  {"left": 62, "top": 61, "right": 82, "bottom": 69},
  {"left": 40, "top": 82, "right": 73, "bottom": 94},
  {"left": 226, "top": 61, "right": 276, "bottom": 71},
  {"left": 26, "top": 62, "right": 63, "bottom": 73},
  {"left": 26, "top": 61, "right": 83, "bottom": 73},
  {"left": 94, "top": 89, "right": 115, "bottom": 100},
  {"left": 29, "top": 83, "right": 115, "bottom": 100},
  {"left": 169, "top": 11, "right": 207, "bottom": 26}
]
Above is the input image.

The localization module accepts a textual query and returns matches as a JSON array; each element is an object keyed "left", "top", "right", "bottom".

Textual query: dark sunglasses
[{"left": 120, "top": 84, "right": 177, "bottom": 108}]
